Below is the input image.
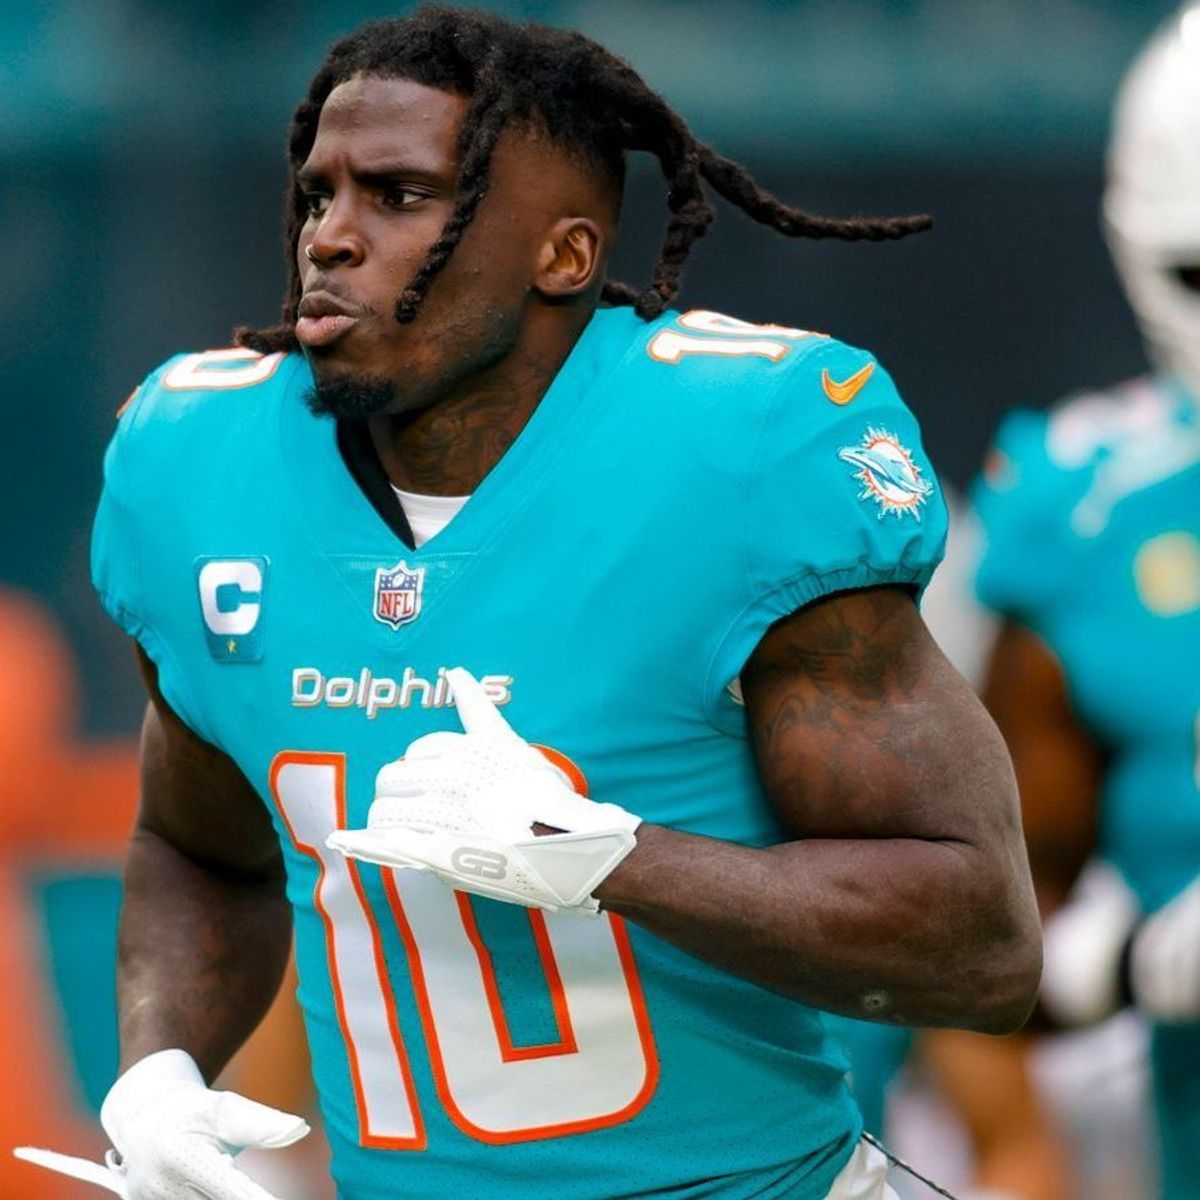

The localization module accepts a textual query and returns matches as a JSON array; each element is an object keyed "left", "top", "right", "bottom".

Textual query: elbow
[
  {"left": 968, "top": 938, "right": 1042, "bottom": 1034},
  {"left": 957, "top": 908, "right": 1044, "bottom": 1035},
  {"left": 911, "top": 856, "right": 1044, "bottom": 1033},
  {"left": 851, "top": 896, "right": 1043, "bottom": 1032},
  {"left": 933, "top": 829, "right": 1044, "bottom": 1033}
]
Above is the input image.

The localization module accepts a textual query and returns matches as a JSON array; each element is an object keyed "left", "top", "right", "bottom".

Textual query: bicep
[
  {"left": 135, "top": 645, "right": 283, "bottom": 881},
  {"left": 981, "top": 621, "right": 1102, "bottom": 911},
  {"left": 742, "top": 586, "right": 1018, "bottom": 847}
]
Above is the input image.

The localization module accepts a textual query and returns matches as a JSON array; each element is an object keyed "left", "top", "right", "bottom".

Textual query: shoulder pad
[{"left": 123, "top": 347, "right": 296, "bottom": 431}]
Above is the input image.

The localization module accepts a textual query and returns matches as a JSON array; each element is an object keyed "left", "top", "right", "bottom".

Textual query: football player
[
  {"left": 19, "top": 9, "right": 1039, "bottom": 1199},
  {"left": 973, "top": 5, "right": 1200, "bottom": 1197}
]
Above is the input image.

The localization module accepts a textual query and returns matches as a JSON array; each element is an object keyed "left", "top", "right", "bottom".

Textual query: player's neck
[{"left": 366, "top": 308, "right": 589, "bottom": 496}]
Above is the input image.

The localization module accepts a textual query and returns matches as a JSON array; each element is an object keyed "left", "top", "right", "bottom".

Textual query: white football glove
[
  {"left": 1128, "top": 872, "right": 1200, "bottom": 1023},
  {"left": 14, "top": 1049, "right": 309, "bottom": 1199},
  {"left": 1042, "top": 863, "right": 1200, "bottom": 1026},
  {"left": 1040, "top": 863, "right": 1139, "bottom": 1027},
  {"left": 326, "top": 668, "right": 641, "bottom": 914}
]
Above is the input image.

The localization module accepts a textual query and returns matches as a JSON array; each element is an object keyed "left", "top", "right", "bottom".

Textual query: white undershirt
[{"left": 392, "top": 486, "right": 471, "bottom": 547}]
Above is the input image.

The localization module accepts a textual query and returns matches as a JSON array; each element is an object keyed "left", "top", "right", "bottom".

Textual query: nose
[{"left": 302, "top": 200, "right": 365, "bottom": 270}]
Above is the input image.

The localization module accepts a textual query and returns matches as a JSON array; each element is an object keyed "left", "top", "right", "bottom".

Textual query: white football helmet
[{"left": 1105, "top": 3, "right": 1200, "bottom": 402}]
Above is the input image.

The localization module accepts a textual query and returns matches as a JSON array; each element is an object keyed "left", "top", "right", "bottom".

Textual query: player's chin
[{"left": 304, "top": 365, "right": 397, "bottom": 422}]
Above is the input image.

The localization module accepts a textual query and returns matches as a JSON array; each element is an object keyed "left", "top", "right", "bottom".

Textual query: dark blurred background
[{"left": 1, "top": 0, "right": 1178, "bottom": 734}]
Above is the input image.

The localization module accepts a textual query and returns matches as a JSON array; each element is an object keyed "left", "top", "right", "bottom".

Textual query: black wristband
[{"left": 1116, "top": 919, "right": 1144, "bottom": 1010}]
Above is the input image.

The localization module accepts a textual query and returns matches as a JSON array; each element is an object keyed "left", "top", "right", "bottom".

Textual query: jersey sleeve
[
  {"left": 704, "top": 339, "right": 947, "bottom": 723},
  {"left": 746, "top": 339, "right": 947, "bottom": 616},
  {"left": 970, "top": 407, "right": 1077, "bottom": 630},
  {"left": 90, "top": 363, "right": 214, "bottom": 741}
]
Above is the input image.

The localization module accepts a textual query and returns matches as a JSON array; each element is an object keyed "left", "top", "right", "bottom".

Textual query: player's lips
[{"left": 296, "top": 291, "right": 365, "bottom": 348}]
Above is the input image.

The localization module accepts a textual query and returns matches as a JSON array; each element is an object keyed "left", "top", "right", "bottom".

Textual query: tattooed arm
[
  {"left": 597, "top": 586, "right": 1041, "bottom": 1033},
  {"left": 117, "top": 646, "right": 291, "bottom": 1079}
]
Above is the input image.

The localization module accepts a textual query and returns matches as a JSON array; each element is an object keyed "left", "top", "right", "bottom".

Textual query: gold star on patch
[{"left": 227, "top": 639, "right": 238, "bottom": 654}]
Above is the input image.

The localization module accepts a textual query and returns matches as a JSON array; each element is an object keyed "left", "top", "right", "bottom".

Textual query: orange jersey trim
[{"left": 268, "top": 751, "right": 426, "bottom": 1151}]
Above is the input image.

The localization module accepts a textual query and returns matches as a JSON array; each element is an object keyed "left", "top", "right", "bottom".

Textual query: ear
[{"left": 533, "top": 218, "right": 604, "bottom": 299}]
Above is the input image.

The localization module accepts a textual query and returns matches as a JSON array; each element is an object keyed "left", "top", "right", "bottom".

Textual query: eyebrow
[{"left": 296, "top": 160, "right": 450, "bottom": 189}]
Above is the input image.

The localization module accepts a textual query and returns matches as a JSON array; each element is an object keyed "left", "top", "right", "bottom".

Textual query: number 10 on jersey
[{"left": 270, "top": 752, "right": 659, "bottom": 1149}]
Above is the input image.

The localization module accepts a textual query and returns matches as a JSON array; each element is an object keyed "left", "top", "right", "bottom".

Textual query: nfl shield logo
[{"left": 373, "top": 559, "right": 425, "bottom": 630}]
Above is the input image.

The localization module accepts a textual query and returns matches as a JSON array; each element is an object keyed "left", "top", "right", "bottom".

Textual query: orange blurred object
[
  {"left": 0, "top": 590, "right": 139, "bottom": 1196},
  {"left": 0, "top": 590, "right": 137, "bottom": 852},
  {"left": 0, "top": 590, "right": 328, "bottom": 1197}
]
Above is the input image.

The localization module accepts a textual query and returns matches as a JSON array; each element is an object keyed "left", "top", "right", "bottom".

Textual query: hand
[
  {"left": 1039, "top": 863, "right": 1139, "bottom": 1027},
  {"left": 1129, "top": 872, "right": 1200, "bottom": 1022},
  {"left": 15, "top": 1050, "right": 309, "bottom": 1199},
  {"left": 327, "top": 668, "right": 642, "bottom": 914}
]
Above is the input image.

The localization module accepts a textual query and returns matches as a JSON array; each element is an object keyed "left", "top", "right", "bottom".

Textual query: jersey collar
[{"left": 278, "top": 307, "right": 643, "bottom": 559}]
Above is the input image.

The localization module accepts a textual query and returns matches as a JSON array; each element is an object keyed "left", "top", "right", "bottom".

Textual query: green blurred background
[{"left": 0, "top": 0, "right": 1180, "bottom": 732}]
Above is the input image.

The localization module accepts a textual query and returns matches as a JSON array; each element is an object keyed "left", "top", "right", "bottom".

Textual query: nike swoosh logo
[{"left": 821, "top": 362, "right": 875, "bottom": 405}]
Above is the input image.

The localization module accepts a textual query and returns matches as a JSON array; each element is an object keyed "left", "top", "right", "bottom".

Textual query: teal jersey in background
[
  {"left": 28, "top": 869, "right": 123, "bottom": 1117},
  {"left": 92, "top": 307, "right": 946, "bottom": 1200},
  {"left": 973, "top": 376, "right": 1200, "bottom": 1200}
]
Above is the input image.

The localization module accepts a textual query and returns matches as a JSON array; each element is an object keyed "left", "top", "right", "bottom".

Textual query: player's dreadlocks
[{"left": 237, "top": 5, "right": 931, "bottom": 354}]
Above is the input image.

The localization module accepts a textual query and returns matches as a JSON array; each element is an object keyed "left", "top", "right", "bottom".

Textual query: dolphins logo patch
[{"left": 838, "top": 427, "right": 934, "bottom": 521}]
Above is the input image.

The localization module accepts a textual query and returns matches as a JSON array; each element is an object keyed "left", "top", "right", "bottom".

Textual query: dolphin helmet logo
[{"left": 839, "top": 426, "right": 934, "bottom": 520}]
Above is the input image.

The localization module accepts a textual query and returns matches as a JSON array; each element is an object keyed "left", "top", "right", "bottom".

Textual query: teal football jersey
[
  {"left": 822, "top": 1017, "right": 912, "bottom": 1137},
  {"left": 973, "top": 376, "right": 1200, "bottom": 1200},
  {"left": 92, "top": 307, "right": 946, "bottom": 1200}
]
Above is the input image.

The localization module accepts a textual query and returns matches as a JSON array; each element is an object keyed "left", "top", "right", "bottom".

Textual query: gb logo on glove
[{"left": 325, "top": 668, "right": 642, "bottom": 914}]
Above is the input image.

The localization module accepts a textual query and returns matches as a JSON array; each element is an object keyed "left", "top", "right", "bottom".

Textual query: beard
[{"left": 304, "top": 371, "right": 397, "bottom": 421}]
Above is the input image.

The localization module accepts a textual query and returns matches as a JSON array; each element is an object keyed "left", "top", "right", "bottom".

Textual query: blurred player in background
[
  {"left": 973, "top": 5, "right": 1200, "bottom": 1196},
  {"left": 16, "top": 7, "right": 1041, "bottom": 1199}
]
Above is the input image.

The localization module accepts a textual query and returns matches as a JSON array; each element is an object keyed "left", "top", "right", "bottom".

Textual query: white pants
[{"left": 823, "top": 1140, "right": 901, "bottom": 1200}]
